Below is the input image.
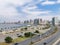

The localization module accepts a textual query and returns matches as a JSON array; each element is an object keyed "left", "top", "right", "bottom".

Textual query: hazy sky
[{"left": 0, "top": 0, "right": 60, "bottom": 22}]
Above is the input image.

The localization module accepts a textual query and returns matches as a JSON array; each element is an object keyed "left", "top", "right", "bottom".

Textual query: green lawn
[
  {"left": 0, "top": 42, "right": 9, "bottom": 45},
  {"left": 0, "top": 37, "right": 29, "bottom": 45},
  {"left": 13, "top": 37, "right": 28, "bottom": 43}
]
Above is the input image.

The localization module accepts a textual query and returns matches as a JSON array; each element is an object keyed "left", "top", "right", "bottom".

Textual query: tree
[
  {"left": 34, "top": 30, "right": 39, "bottom": 33},
  {"left": 24, "top": 27, "right": 27, "bottom": 31},
  {"left": 24, "top": 32, "right": 34, "bottom": 37},
  {"left": 5, "top": 36, "right": 13, "bottom": 43}
]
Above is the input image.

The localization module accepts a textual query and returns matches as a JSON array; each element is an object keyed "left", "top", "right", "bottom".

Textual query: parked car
[
  {"left": 43, "top": 42, "right": 47, "bottom": 45},
  {"left": 14, "top": 43, "right": 19, "bottom": 45}
]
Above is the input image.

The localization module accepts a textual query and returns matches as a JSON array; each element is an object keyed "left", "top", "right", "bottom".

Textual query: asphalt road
[
  {"left": 33, "top": 26, "right": 60, "bottom": 45},
  {"left": 0, "top": 31, "right": 24, "bottom": 42},
  {"left": 13, "top": 26, "right": 55, "bottom": 45},
  {"left": 13, "top": 35, "right": 41, "bottom": 45},
  {"left": 57, "top": 41, "right": 60, "bottom": 45}
]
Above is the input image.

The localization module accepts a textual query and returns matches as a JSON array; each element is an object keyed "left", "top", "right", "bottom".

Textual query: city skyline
[{"left": 0, "top": 0, "right": 60, "bottom": 22}]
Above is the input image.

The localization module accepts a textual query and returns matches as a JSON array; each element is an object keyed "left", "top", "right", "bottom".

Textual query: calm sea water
[{"left": 0, "top": 24, "right": 28, "bottom": 31}]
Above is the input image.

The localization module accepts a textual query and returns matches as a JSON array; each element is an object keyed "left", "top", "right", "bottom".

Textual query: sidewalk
[{"left": 53, "top": 38, "right": 60, "bottom": 45}]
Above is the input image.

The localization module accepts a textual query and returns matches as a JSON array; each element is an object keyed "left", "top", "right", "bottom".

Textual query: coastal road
[
  {"left": 0, "top": 31, "right": 24, "bottom": 42},
  {"left": 56, "top": 41, "right": 60, "bottom": 45},
  {"left": 33, "top": 26, "right": 60, "bottom": 45},
  {"left": 13, "top": 26, "right": 55, "bottom": 45},
  {"left": 13, "top": 35, "right": 41, "bottom": 45}
]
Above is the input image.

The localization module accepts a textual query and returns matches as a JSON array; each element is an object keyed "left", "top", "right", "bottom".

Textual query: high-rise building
[
  {"left": 29, "top": 19, "right": 34, "bottom": 24},
  {"left": 52, "top": 17, "right": 55, "bottom": 26},
  {"left": 18, "top": 21, "right": 21, "bottom": 24},
  {"left": 24, "top": 20, "right": 29, "bottom": 24},
  {"left": 39, "top": 19, "right": 42, "bottom": 24},
  {"left": 34, "top": 19, "right": 39, "bottom": 25},
  {"left": 52, "top": 17, "right": 59, "bottom": 26}
]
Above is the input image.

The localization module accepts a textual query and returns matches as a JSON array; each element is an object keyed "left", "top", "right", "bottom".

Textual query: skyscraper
[
  {"left": 29, "top": 19, "right": 34, "bottom": 24},
  {"left": 34, "top": 19, "right": 39, "bottom": 25},
  {"left": 24, "top": 20, "right": 29, "bottom": 24},
  {"left": 52, "top": 17, "right": 55, "bottom": 26},
  {"left": 52, "top": 17, "right": 59, "bottom": 26}
]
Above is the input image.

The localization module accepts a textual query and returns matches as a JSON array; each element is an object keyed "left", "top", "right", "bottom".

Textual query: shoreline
[
  {"left": 0, "top": 24, "right": 32, "bottom": 34},
  {"left": 0, "top": 24, "right": 50, "bottom": 42}
]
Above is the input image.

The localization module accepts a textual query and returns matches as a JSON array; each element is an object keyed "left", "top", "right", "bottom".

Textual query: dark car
[
  {"left": 14, "top": 43, "right": 19, "bottom": 45},
  {"left": 43, "top": 42, "right": 47, "bottom": 45}
]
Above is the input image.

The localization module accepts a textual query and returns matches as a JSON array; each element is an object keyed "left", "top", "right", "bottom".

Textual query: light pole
[
  {"left": 40, "top": 25, "right": 42, "bottom": 40},
  {"left": 39, "top": 33, "right": 41, "bottom": 40},
  {"left": 30, "top": 32, "right": 33, "bottom": 45}
]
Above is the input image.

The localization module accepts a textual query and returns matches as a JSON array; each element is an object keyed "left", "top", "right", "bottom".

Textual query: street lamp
[
  {"left": 30, "top": 32, "right": 33, "bottom": 45},
  {"left": 39, "top": 25, "right": 42, "bottom": 40},
  {"left": 39, "top": 33, "right": 41, "bottom": 40},
  {"left": 30, "top": 32, "right": 35, "bottom": 45}
]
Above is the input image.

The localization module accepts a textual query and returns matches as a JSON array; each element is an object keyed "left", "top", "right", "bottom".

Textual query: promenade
[
  {"left": 33, "top": 26, "right": 59, "bottom": 45},
  {"left": 53, "top": 38, "right": 60, "bottom": 45},
  {"left": 0, "top": 25, "right": 50, "bottom": 42}
]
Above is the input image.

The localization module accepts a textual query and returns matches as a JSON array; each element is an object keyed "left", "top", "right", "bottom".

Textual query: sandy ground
[{"left": 0, "top": 25, "right": 50, "bottom": 42}]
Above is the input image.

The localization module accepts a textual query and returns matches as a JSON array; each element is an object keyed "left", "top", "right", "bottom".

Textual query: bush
[
  {"left": 24, "top": 27, "right": 27, "bottom": 30},
  {"left": 18, "top": 35, "right": 23, "bottom": 38},
  {"left": 30, "top": 41, "right": 34, "bottom": 45},
  {"left": 5, "top": 36, "right": 13, "bottom": 43},
  {"left": 24, "top": 32, "right": 34, "bottom": 37},
  {"left": 34, "top": 30, "right": 39, "bottom": 33}
]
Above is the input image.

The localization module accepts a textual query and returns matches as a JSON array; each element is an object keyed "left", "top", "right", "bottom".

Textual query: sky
[{"left": 0, "top": 0, "right": 60, "bottom": 22}]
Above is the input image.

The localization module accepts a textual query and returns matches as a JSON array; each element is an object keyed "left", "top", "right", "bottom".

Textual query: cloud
[
  {"left": 0, "top": 0, "right": 33, "bottom": 22},
  {"left": 57, "top": 0, "right": 60, "bottom": 3},
  {"left": 19, "top": 2, "right": 51, "bottom": 20},
  {"left": 6, "top": 0, "right": 32, "bottom": 6},
  {"left": 0, "top": 2, "right": 20, "bottom": 22},
  {"left": 23, "top": 7, "right": 51, "bottom": 20},
  {"left": 0, "top": 0, "right": 59, "bottom": 22},
  {"left": 41, "top": 0, "right": 56, "bottom": 5}
]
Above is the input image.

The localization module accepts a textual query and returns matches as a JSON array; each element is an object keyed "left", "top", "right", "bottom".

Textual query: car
[
  {"left": 18, "top": 35, "right": 23, "bottom": 37},
  {"left": 17, "top": 34, "right": 19, "bottom": 35},
  {"left": 14, "top": 43, "right": 19, "bottom": 45},
  {"left": 43, "top": 42, "right": 47, "bottom": 45},
  {"left": 38, "top": 35, "right": 40, "bottom": 36}
]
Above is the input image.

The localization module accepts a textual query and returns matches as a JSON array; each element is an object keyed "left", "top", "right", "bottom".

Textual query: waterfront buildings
[
  {"left": 29, "top": 19, "right": 34, "bottom": 24},
  {"left": 52, "top": 17, "right": 59, "bottom": 26},
  {"left": 52, "top": 17, "right": 55, "bottom": 26},
  {"left": 24, "top": 20, "right": 29, "bottom": 24},
  {"left": 34, "top": 19, "right": 40, "bottom": 25}
]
